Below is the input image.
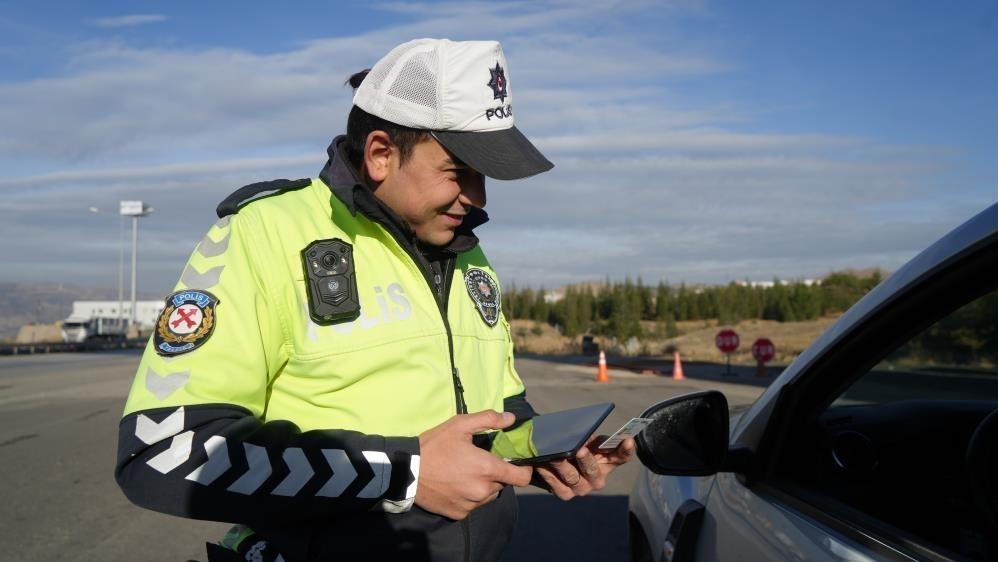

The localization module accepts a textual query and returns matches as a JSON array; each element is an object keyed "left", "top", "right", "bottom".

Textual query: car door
[{"left": 697, "top": 212, "right": 998, "bottom": 561}]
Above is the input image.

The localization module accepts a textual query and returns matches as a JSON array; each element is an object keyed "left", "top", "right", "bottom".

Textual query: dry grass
[
  {"left": 657, "top": 317, "right": 840, "bottom": 364},
  {"left": 511, "top": 315, "right": 842, "bottom": 364},
  {"left": 509, "top": 320, "right": 572, "bottom": 354}
]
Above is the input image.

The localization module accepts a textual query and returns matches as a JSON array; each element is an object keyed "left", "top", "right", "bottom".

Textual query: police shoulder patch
[
  {"left": 154, "top": 290, "right": 220, "bottom": 356},
  {"left": 464, "top": 268, "right": 501, "bottom": 327}
]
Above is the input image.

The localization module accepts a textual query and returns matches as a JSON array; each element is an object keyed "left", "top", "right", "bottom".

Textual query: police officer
[{"left": 115, "top": 38, "right": 634, "bottom": 562}]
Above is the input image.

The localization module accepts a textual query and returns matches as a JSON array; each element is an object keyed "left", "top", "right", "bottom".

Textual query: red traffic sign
[
  {"left": 752, "top": 338, "right": 776, "bottom": 363},
  {"left": 715, "top": 329, "right": 740, "bottom": 354}
]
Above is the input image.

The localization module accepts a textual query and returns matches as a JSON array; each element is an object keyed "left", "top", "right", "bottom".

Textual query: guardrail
[{"left": 0, "top": 339, "right": 147, "bottom": 356}]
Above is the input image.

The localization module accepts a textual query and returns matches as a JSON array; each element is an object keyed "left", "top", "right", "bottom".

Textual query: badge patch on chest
[
  {"left": 464, "top": 268, "right": 500, "bottom": 327},
  {"left": 154, "top": 290, "right": 219, "bottom": 356}
]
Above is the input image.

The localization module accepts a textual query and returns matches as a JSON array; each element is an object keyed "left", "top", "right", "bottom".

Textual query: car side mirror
[{"left": 635, "top": 390, "right": 729, "bottom": 476}]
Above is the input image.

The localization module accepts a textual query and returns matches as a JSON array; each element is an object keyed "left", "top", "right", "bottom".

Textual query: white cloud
[
  {"left": 536, "top": 130, "right": 862, "bottom": 154},
  {"left": 0, "top": 154, "right": 319, "bottom": 190},
  {"left": 0, "top": 2, "right": 988, "bottom": 292},
  {"left": 89, "top": 14, "right": 168, "bottom": 29}
]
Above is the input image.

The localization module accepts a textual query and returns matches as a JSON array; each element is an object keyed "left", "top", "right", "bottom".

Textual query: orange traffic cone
[
  {"left": 596, "top": 350, "right": 610, "bottom": 383},
  {"left": 672, "top": 351, "right": 685, "bottom": 381}
]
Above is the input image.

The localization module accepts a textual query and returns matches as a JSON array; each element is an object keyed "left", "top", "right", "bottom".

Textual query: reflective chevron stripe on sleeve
[
  {"left": 357, "top": 451, "right": 391, "bottom": 498},
  {"left": 227, "top": 443, "right": 272, "bottom": 495},
  {"left": 196, "top": 226, "right": 231, "bottom": 258},
  {"left": 144, "top": 367, "right": 190, "bottom": 401},
  {"left": 180, "top": 264, "right": 224, "bottom": 289},
  {"left": 271, "top": 448, "right": 313, "bottom": 496},
  {"left": 127, "top": 407, "right": 417, "bottom": 500},
  {"left": 379, "top": 453, "right": 420, "bottom": 513},
  {"left": 317, "top": 449, "right": 357, "bottom": 498},
  {"left": 146, "top": 431, "right": 194, "bottom": 474},
  {"left": 186, "top": 435, "right": 231, "bottom": 484},
  {"left": 135, "top": 407, "right": 185, "bottom": 444}
]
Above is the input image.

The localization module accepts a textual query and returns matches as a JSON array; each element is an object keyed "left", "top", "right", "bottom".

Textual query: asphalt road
[{"left": 0, "top": 351, "right": 767, "bottom": 562}]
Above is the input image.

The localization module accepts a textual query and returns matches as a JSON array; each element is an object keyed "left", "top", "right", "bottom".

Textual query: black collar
[{"left": 318, "top": 136, "right": 487, "bottom": 254}]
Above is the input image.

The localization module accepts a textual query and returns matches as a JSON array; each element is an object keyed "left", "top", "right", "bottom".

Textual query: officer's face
[{"left": 372, "top": 136, "right": 486, "bottom": 247}]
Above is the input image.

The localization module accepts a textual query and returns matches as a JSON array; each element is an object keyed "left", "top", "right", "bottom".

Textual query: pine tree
[
  {"left": 578, "top": 286, "right": 594, "bottom": 333},
  {"left": 562, "top": 287, "right": 580, "bottom": 337},
  {"left": 531, "top": 287, "right": 548, "bottom": 324},
  {"left": 609, "top": 281, "right": 642, "bottom": 341},
  {"left": 676, "top": 284, "right": 690, "bottom": 321},
  {"left": 654, "top": 281, "right": 672, "bottom": 321}
]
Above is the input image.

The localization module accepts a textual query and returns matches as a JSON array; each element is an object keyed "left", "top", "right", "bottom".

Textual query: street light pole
[
  {"left": 118, "top": 214, "right": 125, "bottom": 331},
  {"left": 89, "top": 207, "right": 127, "bottom": 333},
  {"left": 120, "top": 201, "right": 153, "bottom": 334},
  {"left": 131, "top": 215, "right": 138, "bottom": 327}
]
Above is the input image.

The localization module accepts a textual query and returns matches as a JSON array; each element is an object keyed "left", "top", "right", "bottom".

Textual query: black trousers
[{"left": 205, "top": 486, "right": 518, "bottom": 562}]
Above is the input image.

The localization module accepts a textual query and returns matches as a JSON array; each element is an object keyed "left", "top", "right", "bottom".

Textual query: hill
[
  {"left": 0, "top": 283, "right": 156, "bottom": 340},
  {"left": 511, "top": 316, "right": 839, "bottom": 363}
]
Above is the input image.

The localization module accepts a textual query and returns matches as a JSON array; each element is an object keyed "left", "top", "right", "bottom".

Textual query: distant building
[
  {"left": 735, "top": 279, "right": 820, "bottom": 289},
  {"left": 66, "top": 300, "right": 165, "bottom": 329},
  {"left": 543, "top": 290, "right": 563, "bottom": 304}
]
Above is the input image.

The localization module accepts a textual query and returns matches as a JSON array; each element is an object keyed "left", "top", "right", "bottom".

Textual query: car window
[
  {"left": 784, "top": 288, "right": 998, "bottom": 560},
  {"left": 833, "top": 289, "right": 998, "bottom": 406}
]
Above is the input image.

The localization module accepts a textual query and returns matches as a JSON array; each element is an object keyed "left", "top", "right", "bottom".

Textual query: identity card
[{"left": 597, "top": 417, "right": 653, "bottom": 450}]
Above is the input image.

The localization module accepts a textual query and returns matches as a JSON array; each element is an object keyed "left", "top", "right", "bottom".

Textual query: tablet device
[{"left": 487, "top": 402, "right": 615, "bottom": 465}]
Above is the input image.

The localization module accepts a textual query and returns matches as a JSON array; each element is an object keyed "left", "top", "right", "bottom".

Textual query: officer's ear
[{"left": 364, "top": 130, "right": 396, "bottom": 183}]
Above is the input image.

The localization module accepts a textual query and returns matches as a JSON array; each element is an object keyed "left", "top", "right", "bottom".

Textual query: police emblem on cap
[
  {"left": 465, "top": 268, "right": 501, "bottom": 327},
  {"left": 154, "top": 289, "right": 219, "bottom": 356},
  {"left": 487, "top": 62, "right": 508, "bottom": 103}
]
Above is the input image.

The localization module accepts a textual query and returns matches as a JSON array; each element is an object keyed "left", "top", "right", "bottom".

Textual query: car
[
  {"left": 582, "top": 335, "right": 600, "bottom": 355},
  {"left": 628, "top": 202, "right": 998, "bottom": 562}
]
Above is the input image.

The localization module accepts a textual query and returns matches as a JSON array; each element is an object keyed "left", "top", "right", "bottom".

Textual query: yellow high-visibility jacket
[{"left": 115, "top": 138, "right": 531, "bottom": 560}]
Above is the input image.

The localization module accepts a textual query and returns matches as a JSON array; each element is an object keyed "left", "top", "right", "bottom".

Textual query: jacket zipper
[
  {"left": 348, "top": 201, "right": 474, "bottom": 562},
  {"left": 434, "top": 259, "right": 472, "bottom": 562},
  {"left": 462, "top": 517, "right": 472, "bottom": 562},
  {"left": 434, "top": 258, "right": 466, "bottom": 415},
  {"left": 374, "top": 220, "right": 468, "bottom": 415}
]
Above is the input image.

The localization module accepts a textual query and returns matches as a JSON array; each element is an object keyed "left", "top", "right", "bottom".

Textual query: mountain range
[{"left": 0, "top": 283, "right": 157, "bottom": 340}]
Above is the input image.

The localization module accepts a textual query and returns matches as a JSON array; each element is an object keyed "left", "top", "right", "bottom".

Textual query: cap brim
[{"left": 432, "top": 126, "right": 553, "bottom": 181}]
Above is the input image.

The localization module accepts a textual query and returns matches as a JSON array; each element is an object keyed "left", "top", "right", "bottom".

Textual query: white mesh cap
[{"left": 353, "top": 38, "right": 553, "bottom": 180}]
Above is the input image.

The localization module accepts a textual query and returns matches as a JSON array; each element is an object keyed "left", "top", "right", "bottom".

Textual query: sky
[{"left": 1, "top": 0, "right": 995, "bottom": 294}]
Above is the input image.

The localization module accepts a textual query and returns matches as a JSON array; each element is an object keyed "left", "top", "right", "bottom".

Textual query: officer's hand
[
  {"left": 534, "top": 436, "right": 635, "bottom": 501},
  {"left": 416, "top": 410, "right": 533, "bottom": 520}
]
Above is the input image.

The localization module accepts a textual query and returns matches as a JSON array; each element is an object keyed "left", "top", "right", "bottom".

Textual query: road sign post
[{"left": 715, "top": 329, "right": 740, "bottom": 376}]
